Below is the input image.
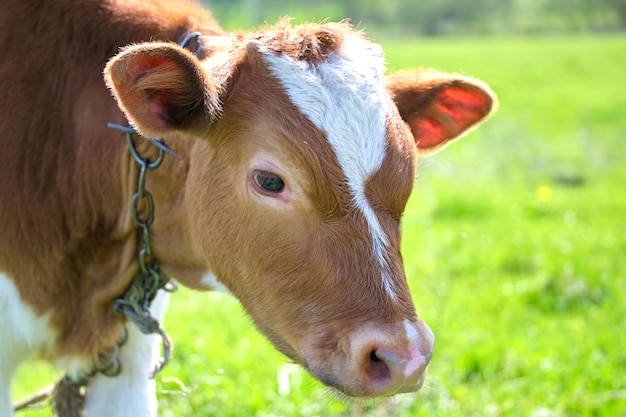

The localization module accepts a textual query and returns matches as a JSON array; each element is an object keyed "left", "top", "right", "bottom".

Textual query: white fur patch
[
  {"left": 261, "top": 37, "right": 398, "bottom": 300},
  {"left": 200, "top": 270, "right": 232, "bottom": 295},
  {"left": 0, "top": 273, "right": 59, "bottom": 416},
  {"left": 0, "top": 273, "right": 58, "bottom": 355}
]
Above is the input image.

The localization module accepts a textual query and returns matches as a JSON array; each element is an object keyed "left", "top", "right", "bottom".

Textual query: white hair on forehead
[{"left": 260, "top": 36, "right": 398, "bottom": 301}]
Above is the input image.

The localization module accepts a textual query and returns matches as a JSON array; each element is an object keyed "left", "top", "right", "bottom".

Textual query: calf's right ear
[{"left": 104, "top": 42, "right": 222, "bottom": 139}]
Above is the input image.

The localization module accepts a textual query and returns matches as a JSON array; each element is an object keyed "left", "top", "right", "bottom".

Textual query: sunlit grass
[{"left": 13, "top": 35, "right": 626, "bottom": 416}]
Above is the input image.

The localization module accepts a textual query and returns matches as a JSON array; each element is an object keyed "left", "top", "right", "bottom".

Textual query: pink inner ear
[
  {"left": 414, "top": 85, "right": 492, "bottom": 150},
  {"left": 128, "top": 56, "right": 176, "bottom": 82},
  {"left": 122, "top": 55, "right": 188, "bottom": 130},
  {"left": 147, "top": 92, "right": 170, "bottom": 127}
]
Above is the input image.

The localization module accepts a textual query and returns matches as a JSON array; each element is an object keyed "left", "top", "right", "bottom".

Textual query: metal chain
[{"left": 108, "top": 123, "right": 178, "bottom": 377}]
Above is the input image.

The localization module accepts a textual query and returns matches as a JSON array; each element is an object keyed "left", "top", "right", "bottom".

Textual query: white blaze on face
[{"left": 261, "top": 37, "right": 398, "bottom": 300}]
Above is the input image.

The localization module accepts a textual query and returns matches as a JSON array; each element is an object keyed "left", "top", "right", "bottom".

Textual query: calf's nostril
[{"left": 366, "top": 348, "right": 391, "bottom": 383}]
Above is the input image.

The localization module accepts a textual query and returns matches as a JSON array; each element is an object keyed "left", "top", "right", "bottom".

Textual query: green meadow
[{"left": 13, "top": 35, "right": 626, "bottom": 416}]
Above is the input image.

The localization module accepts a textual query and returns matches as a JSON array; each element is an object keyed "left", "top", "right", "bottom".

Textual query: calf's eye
[{"left": 252, "top": 170, "right": 285, "bottom": 193}]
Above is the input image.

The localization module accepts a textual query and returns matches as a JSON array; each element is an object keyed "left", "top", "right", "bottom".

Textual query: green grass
[{"left": 13, "top": 35, "right": 626, "bottom": 416}]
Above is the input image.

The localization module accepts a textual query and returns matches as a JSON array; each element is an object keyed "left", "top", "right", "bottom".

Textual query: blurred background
[{"left": 202, "top": 0, "right": 625, "bottom": 36}]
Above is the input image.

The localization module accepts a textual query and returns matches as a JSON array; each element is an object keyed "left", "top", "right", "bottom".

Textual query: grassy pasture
[{"left": 13, "top": 35, "right": 626, "bottom": 416}]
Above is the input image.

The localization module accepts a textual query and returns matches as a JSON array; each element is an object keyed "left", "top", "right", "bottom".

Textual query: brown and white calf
[{"left": 0, "top": 0, "right": 496, "bottom": 415}]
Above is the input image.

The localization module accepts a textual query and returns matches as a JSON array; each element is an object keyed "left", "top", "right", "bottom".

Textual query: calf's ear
[
  {"left": 104, "top": 42, "right": 222, "bottom": 139},
  {"left": 386, "top": 71, "right": 497, "bottom": 154}
]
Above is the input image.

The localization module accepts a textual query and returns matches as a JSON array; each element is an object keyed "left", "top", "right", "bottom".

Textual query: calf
[{"left": 0, "top": 0, "right": 496, "bottom": 415}]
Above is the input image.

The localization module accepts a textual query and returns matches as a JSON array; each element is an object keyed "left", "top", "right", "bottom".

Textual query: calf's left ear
[
  {"left": 104, "top": 42, "right": 222, "bottom": 139},
  {"left": 386, "top": 71, "right": 497, "bottom": 154}
]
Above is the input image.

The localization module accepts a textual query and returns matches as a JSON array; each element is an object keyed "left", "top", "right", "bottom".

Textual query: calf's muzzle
[{"left": 306, "top": 318, "right": 434, "bottom": 399}]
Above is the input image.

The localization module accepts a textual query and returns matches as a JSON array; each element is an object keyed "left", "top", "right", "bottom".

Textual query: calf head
[{"left": 105, "top": 22, "right": 495, "bottom": 399}]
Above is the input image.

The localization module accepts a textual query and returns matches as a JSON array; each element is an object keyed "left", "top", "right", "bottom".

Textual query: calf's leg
[{"left": 84, "top": 291, "right": 170, "bottom": 417}]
